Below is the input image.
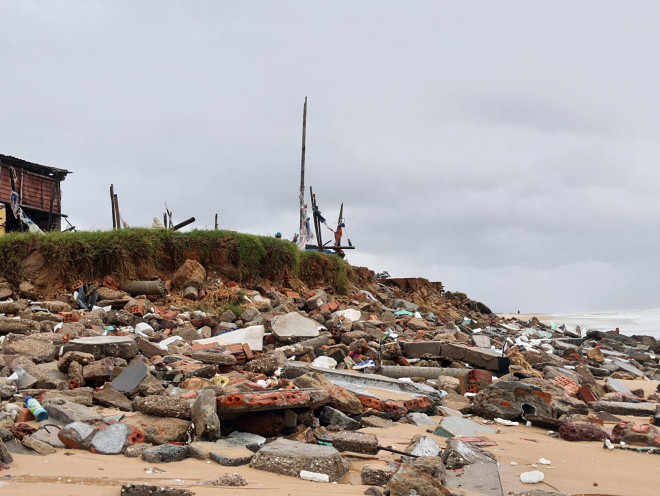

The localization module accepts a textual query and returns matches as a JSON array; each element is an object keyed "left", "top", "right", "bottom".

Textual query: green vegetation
[{"left": 0, "top": 228, "right": 349, "bottom": 294}]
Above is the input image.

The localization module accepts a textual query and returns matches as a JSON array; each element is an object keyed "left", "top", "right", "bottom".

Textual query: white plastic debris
[
  {"left": 333, "top": 309, "right": 361, "bottom": 322},
  {"left": 520, "top": 471, "right": 545, "bottom": 484},
  {"left": 135, "top": 322, "right": 155, "bottom": 336},
  {"left": 510, "top": 461, "right": 518, "bottom": 466},
  {"left": 311, "top": 356, "right": 337, "bottom": 369},
  {"left": 539, "top": 458, "right": 551, "bottom": 465},
  {"left": 158, "top": 335, "right": 184, "bottom": 350},
  {"left": 494, "top": 418, "right": 519, "bottom": 426},
  {"left": 604, "top": 438, "right": 614, "bottom": 450},
  {"left": 300, "top": 470, "right": 330, "bottom": 483}
]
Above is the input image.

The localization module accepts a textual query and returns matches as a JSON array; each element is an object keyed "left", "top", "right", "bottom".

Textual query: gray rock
[
  {"left": 332, "top": 431, "right": 379, "bottom": 455},
  {"left": 362, "top": 463, "right": 397, "bottom": 486},
  {"left": 43, "top": 399, "right": 103, "bottom": 425},
  {"left": 141, "top": 444, "right": 189, "bottom": 463},
  {"left": 472, "top": 380, "right": 588, "bottom": 420},
  {"left": 90, "top": 423, "right": 131, "bottom": 454},
  {"left": 240, "top": 307, "right": 260, "bottom": 322},
  {"left": 31, "top": 426, "right": 66, "bottom": 448},
  {"left": 57, "top": 422, "right": 97, "bottom": 450},
  {"left": 134, "top": 395, "right": 191, "bottom": 419},
  {"left": 124, "top": 443, "right": 154, "bottom": 458},
  {"left": 2, "top": 333, "right": 58, "bottom": 361},
  {"left": 250, "top": 438, "right": 349, "bottom": 482},
  {"left": 191, "top": 352, "right": 237, "bottom": 366},
  {"left": 122, "top": 414, "right": 190, "bottom": 445},
  {"left": 63, "top": 335, "right": 138, "bottom": 360},
  {"left": 120, "top": 484, "right": 193, "bottom": 496},
  {"left": 93, "top": 387, "right": 133, "bottom": 411},
  {"left": 0, "top": 427, "right": 14, "bottom": 442},
  {"left": 209, "top": 446, "right": 254, "bottom": 466},
  {"left": 320, "top": 406, "right": 360, "bottom": 430},
  {"left": 191, "top": 389, "right": 220, "bottom": 440}
]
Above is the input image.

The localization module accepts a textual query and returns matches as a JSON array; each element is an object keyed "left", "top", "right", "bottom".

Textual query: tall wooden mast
[{"left": 299, "top": 97, "right": 307, "bottom": 231}]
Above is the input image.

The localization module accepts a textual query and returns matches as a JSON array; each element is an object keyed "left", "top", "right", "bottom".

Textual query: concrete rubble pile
[{"left": 0, "top": 261, "right": 659, "bottom": 495}]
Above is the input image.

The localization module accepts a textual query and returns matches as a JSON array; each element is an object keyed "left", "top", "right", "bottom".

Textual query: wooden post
[
  {"left": 299, "top": 97, "right": 307, "bottom": 232},
  {"left": 310, "top": 186, "right": 323, "bottom": 252},
  {"left": 47, "top": 182, "right": 56, "bottom": 231},
  {"left": 110, "top": 184, "right": 116, "bottom": 229},
  {"left": 215, "top": 213, "right": 218, "bottom": 230},
  {"left": 113, "top": 193, "right": 121, "bottom": 229}
]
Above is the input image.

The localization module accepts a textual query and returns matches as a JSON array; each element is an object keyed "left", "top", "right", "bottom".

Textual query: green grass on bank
[{"left": 0, "top": 228, "right": 349, "bottom": 293}]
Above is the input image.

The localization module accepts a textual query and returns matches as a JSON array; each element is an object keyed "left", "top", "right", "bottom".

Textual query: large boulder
[
  {"left": 472, "top": 380, "right": 588, "bottom": 420},
  {"left": 172, "top": 259, "right": 206, "bottom": 289},
  {"left": 293, "top": 372, "right": 363, "bottom": 415},
  {"left": 250, "top": 439, "right": 349, "bottom": 482},
  {"left": 122, "top": 414, "right": 191, "bottom": 445},
  {"left": 2, "top": 333, "right": 59, "bottom": 362}
]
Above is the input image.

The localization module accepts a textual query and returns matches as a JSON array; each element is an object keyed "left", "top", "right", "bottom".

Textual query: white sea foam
[{"left": 546, "top": 308, "right": 660, "bottom": 338}]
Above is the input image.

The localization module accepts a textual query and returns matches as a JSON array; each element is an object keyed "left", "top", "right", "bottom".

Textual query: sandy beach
[{"left": 2, "top": 378, "right": 659, "bottom": 496}]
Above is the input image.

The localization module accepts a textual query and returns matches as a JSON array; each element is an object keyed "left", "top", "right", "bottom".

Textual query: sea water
[{"left": 546, "top": 308, "right": 660, "bottom": 339}]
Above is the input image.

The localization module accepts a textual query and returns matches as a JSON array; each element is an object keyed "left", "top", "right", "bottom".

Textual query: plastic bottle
[{"left": 25, "top": 396, "right": 49, "bottom": 421}]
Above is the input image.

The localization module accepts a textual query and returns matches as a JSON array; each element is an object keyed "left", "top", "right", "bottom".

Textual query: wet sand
[{"left": 3, "top": 380, "right": 659, "bottom": 496}]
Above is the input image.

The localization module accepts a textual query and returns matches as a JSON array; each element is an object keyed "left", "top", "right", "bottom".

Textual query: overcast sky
[{"left": 2, "top": 1, "right": 660, "bottom": 313}]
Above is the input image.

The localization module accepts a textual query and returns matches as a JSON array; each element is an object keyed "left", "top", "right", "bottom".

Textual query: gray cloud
[{"left": 1, "top": 1, "right": 659, "bottom": 313}]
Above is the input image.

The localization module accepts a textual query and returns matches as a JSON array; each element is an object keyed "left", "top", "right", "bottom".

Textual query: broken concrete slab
[
  {"left": 142, "top": 444, "right": 189, "bottom": 463},
  {"left": 191, "top": 351, "right": 237, "bottom": 366},
  {"left": 63, "top": 336, "right": 138, "bottom": 360},
  {"left": 22, "top": 435, "right": 55, "bottom": 455},
  {"left": 93, "top": 387, "right": 133, "bottom": 411},
  {"left": 606, "top": 377, "right": 633, "bottom": 396},
  {"left": 471, "top": 334, "right": 492, "bottom": 348},
  {"left": 401, "top": 341, "right": 444, "bottom": 359},
  {"left": 331, "top": 431, "right": 379, "bottom": 454},
  {"left": 612, "top": 358, "right": 644, "bottom": 377},
  {"left": 320, "top": 406, "right": 360, "bottom": 430},
  {"left": 134, "top": 395, "right": 191, "bottom": 420},
  {"left": 209, "top": 443, "right": 254, "bottom": 466},
  {"left": 442, "top": 439, "right": 503, "bottom": 496},
  {"left": 110, "top": 361, "right": 148, "bottom": 393},
  {"left": 288, "top": 364, "right": 440, "bottom": 410},
  {"left": 434, "top": 416, "right": 496, "bottom": 438},
  {"left": 193, "top": 325, "right": 264, "bottom": 352},
  {"left": 272, "top": 312, "right": 322, "bottom": 341},
  {"left": 362, "top": 463, "right": 397, "bottom": 486},
  {"left": 43, "top": 399, "right": 103, "bottom": 425},
  {"left": 441, "top": 343, "right": 502, "bottom": 372},
  {"left": 122, "top": 414, "right": 190, "bottom": 445},
  {"left": 591, "top": 400, "right": 657, "bottom": 417},
  {"left": 249, "top": 438, "right": 349, "bottom": 482}
]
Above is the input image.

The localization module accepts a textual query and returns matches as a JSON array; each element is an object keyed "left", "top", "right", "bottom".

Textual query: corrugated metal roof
[{"left": 0, "top": 154, "right": 71, "bottom": 178}]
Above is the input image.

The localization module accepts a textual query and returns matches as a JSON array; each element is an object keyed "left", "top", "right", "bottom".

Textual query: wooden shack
[{"left": 0, "top": 154, "right": 71, "bottom": 232}]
